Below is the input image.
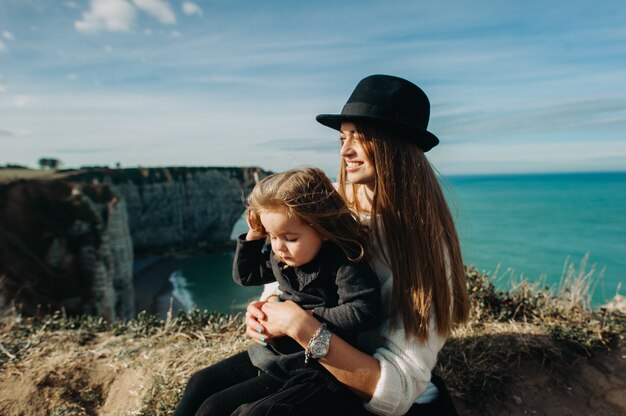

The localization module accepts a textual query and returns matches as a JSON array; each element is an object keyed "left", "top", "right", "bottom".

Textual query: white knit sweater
[{"left": 357, "top": 227, "right": 447, "bottom": 415}]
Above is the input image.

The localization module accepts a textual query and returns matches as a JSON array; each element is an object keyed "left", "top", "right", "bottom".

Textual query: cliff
[
  {"left": 0, "top": 178, "right": 134, "bottom": 321},
  {"left": 0, "top": 166, "right": 267, "bottom": 320},
  {"left": 63, "top": 167, "right": 265, "bottom": 253}
]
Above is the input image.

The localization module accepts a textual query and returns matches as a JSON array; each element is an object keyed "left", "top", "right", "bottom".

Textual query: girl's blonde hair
[
  {"left": 247, "top": 167, "right": 367, "bottom": 262},
  {"left": 338, "top": 123, "right": 470, "bottom": 341}
]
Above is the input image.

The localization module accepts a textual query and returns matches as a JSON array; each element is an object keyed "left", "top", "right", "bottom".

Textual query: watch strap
[{"left": 304, "top": 323, "right": 331, "bottom": 363}]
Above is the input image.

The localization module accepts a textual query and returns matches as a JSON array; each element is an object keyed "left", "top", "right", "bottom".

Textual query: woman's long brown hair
[{"left": 338, "top": 123, "right": 469, "bottom": 341}]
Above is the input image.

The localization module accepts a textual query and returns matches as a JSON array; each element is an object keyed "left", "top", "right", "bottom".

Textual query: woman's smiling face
[{"left": 340, "top": 122, "right": 375, "bottom": 187}]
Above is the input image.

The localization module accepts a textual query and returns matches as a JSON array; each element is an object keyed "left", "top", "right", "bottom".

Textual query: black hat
[{"left": 316, "top": 74, "right": 439, "bottom": 151}]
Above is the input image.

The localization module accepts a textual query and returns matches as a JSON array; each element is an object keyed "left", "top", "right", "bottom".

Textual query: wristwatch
[{"left": 305, "top": 323, "right": 332, "bottom": 363}]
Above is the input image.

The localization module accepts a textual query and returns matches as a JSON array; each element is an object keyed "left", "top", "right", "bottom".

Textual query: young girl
[
  {"left": 173, "top": 167, "right": 382, "bottom": 416},
  {"left": 243, "top": 75, "right": 470, "bottom": 416}
]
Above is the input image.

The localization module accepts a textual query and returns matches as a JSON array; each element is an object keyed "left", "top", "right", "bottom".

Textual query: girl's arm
[
  {"left": 312, "top": 262, "right": 382, "bottom": 336},
  {"left": 233, "top": 212, "right": 275, "bottom": 286},
  {"left": 232, "top": 236, "right": 276, "bottom": 286}
]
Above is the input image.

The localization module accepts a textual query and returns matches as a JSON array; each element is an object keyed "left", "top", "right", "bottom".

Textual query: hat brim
[{"left": 316, "top": 114, "right": 439, "bottom": 152}]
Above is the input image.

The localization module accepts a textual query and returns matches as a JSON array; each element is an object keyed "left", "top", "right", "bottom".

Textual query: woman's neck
[{"left": 356, "top": 184, "right": 375, "bottom": 213}]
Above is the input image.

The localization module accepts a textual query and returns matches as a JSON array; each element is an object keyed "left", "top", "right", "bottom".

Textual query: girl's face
[
  {"left": 340, "top": 122, "right": 375, "bottom": 187},
  {"left": 260, "top": 207, "right": 324, "bottom": 267}
]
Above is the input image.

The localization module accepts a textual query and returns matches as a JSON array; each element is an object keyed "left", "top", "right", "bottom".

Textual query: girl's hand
[
  {"left": 260, "top": 300, "right": 313, "bottom": 339},
  {"left": 245, "top": 211, "right": 266, "bottom": 240},
  {"left": 245, "top": 300, "right": 269, "bottom": 346}
]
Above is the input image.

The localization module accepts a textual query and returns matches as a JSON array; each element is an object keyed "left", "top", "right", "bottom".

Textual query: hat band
[{"left": 341, "top": 102, "right": 414, "bottom": 126}]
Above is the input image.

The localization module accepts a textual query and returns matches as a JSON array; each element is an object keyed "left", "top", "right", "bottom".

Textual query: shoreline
[{"left": 133, "top": 256, "right": 189, "bottom": 317}]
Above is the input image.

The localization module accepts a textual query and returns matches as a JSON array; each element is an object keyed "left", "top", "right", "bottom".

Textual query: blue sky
[{"left": 1, "top": 0, "right": 625, "bottom": 175}]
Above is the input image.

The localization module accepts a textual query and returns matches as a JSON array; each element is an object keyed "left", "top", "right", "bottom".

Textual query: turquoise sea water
[
  {"left": 172, "top": 172, "right": 625, "bottom": 312},
  {"left": 446, "top": 172, "right": 625, "bottom": 305}
]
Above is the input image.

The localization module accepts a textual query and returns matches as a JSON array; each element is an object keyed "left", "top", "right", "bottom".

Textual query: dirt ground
[
  {"left": 454, "top": 344, "right": 626, "bottom": 416},
  {"left": 0, "top": 332, "right": 146, "bottom": 415}
]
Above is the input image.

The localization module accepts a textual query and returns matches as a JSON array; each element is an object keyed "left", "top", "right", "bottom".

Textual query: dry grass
[
  {"left": 439, "top": 260, "right": 625, "bottom": 406},
  {"left": 0, "top": 262, "right": 624, "bottom": 415},
  {"left": 0, "top": 310, "right": 250, "bottom": 415}
]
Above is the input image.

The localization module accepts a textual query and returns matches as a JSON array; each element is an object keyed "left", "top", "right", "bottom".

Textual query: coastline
[{"left": 133, "top": 256, "right": 189, "bottom": 317}]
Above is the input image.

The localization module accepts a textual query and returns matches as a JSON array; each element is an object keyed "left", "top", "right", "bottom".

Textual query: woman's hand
[
  {"left": 244, "top": 300, "right": 269, "bottom": 346},
  {"left": 255, "top": 299, "right": 381, "bottom": 399},
  {"left": 260, "top": 300, "right": 314, "bottom": 339}
]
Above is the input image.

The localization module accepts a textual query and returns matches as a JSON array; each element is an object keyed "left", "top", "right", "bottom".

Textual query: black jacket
[{"left": 233, "top": 235, "right": 382, "bottom": 380}]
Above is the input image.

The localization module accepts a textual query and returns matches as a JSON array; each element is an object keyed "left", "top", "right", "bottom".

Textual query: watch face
[{"left": 311, "top": 341, "right": 329, "bottom": 358}]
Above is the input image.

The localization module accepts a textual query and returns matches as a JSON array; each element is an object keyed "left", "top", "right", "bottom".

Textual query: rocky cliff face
[
  {"left": 65, "top": 167, "right": 265, "bottom": 253},
  {"left": 0, "top": 179, "right": 134, "bottom": 320},
  {"left": 0, "top": 166, "right": 266, "bottom": 319}
]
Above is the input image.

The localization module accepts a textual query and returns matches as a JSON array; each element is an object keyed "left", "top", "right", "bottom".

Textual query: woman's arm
[
  {"left": 259, "top": 300, "right": 381, "bottom": 399},
  {"left": 258, "top": 301, "right": 445, "bottom": 416}
]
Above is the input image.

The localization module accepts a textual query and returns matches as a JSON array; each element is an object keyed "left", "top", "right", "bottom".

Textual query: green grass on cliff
[
  {"left": 0, "top": 265, "right": 624, "bottom": 416},
  {"left": 0, "top": 168, "right": 58, "bottom": 184}
]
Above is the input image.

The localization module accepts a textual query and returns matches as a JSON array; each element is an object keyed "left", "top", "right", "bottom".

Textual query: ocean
[{"left": 165, "top": 172, "right": 625, "bottom": 313}]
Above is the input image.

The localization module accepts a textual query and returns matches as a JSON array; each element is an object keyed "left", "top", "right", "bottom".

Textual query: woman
[{"left": 243, "top": 74, "right": 470, "bottom": 415}]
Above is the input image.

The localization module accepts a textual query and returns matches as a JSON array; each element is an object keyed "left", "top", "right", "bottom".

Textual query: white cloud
[
  {"left": 64, "top": 1, "right": 80, "bottom": 9},
  {"left": 0, "top": 40, "right": 6, "bottom": 52},
  {"left": 182, "top": 2, "right": 203, "bottom": 16},
  {"left": 73, "top": 0, "right": 178, "bottom": 35},
  {"left": 131, "top": 0, "right": 176, "bottom": 24},
  {"left": 13, "top": 95, "right": 35, "bottom": 108},
  {"left": 105, "top": 45, "right": 113, "bottom": 52},
  {"left": 66, "top": 73, "right": 79, "bottom": 80},
  {"left": 75, "top": 0, "right": 137, "bottom": 34},
  {"left": 169, "top": 30, "right": 182, "bottom": 38},
  {"left": 2, "top": 31, "right": 15, "bottom": 41}
]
